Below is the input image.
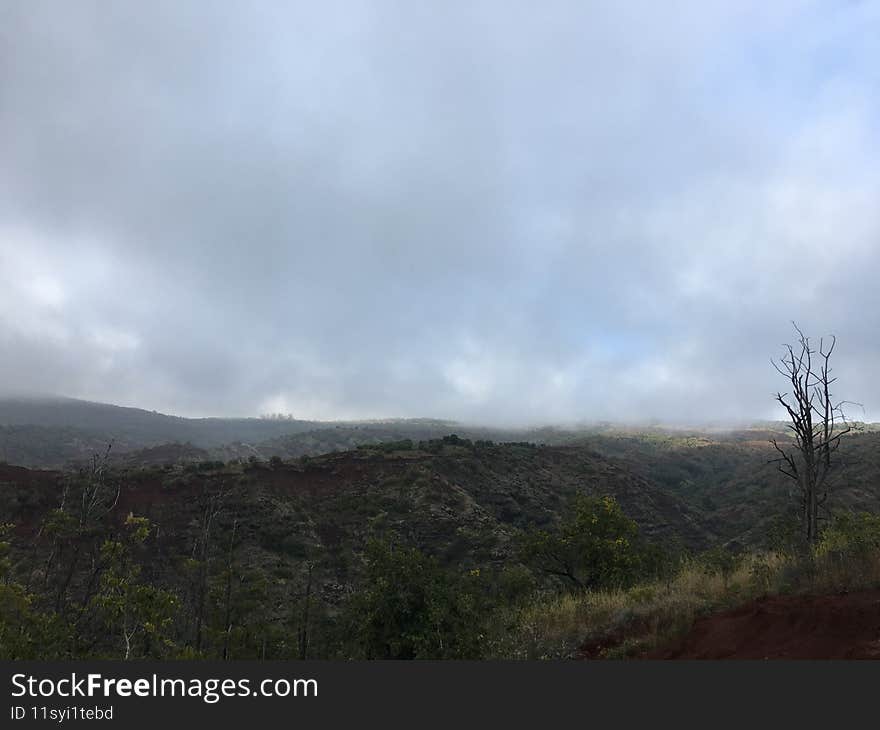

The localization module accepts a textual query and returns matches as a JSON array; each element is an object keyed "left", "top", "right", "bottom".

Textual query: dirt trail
[{"left": 649, "top": 590, "right": 880, "bottom": 659}]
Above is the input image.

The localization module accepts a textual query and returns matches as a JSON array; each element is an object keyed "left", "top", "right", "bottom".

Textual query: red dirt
[
  {"left": 0, "top": 463, "right": 61, "bottom": 535},
  {"left": 260, "top": 451, "right": 433, "bottom": 498},
  {"left": 0, "top": 462, "right": 59, "bottom": 485},
  {"left": 649, "top": 590, "right": 880, "bottom": 659}
]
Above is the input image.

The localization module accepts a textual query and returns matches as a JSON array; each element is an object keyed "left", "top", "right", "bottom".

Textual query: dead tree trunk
[
  {"left": 191, "top": 483, "right": 226, "bottom": 654},
  {"left": 770, "top": 324, "right": 855, "bottom": 547},
  {"left": 222, "top": 518, "right": 238, "bottom": 661},
  {"left": 297, "top": 562, "right": 313, "bottom": 660}
]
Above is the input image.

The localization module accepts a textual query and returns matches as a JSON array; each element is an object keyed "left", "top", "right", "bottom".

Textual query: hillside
[
  {"left": 0, "top": 396, "right": 613, "bottom": 468},
  {"left": 0, "top": 437, "right": 713, "bottom": 658},
  {"left": 3, "top": 396, "right": 880, "bottom": 553},
  {"left": 0, "top": 395, "right": 329, "bottom": 448},
  {"left": 579, "top": 429, "right": 880, "bottom": 547},
  {"left": 2, "top": 439, "right": 710, "bottom": 562},
  {"left": 3, "top": 411, "right": 880, "bottom": 659},
  {"left": 0, "top": 396, "right": 462, "bottom": 467}
]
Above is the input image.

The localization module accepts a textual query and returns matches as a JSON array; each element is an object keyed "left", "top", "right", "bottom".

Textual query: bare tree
[
  {"left": 46, "top": 443, "right": 121, "bottom": 612},
  {"left": 770, "top": 323, "right": 857, "bottom": 546},
  {"left": 297, "top": 560, "right": 314, "bottom": 660},
  {"left": 191, "top": 484, "right": 225, "bottom": 653},
  {"left": 221, "top": 517, "right": 238, "bottom": 661}
]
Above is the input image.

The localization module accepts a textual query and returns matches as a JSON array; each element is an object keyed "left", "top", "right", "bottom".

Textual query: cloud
[{"left": 0, "top": 1, "right": 878, "bottom": 423}]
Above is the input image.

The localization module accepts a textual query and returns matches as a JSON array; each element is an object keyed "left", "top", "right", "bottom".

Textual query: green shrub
[
  {"left": 699, "top": 546, "right": 741, "bottom": 587},
  {"left": 341, "top": 538, "right": 490, "bottom": 659},
  {"left": 816, "top": 512, "right": 880, "bottom": 557},
  {"left": 519, "top": 494, "right": 646, "bottom": 592}
]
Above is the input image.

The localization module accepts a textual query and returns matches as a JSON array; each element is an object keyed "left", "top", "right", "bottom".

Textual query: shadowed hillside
[
  {"left": 579, "top": 429, "right": 880, "bottom": 547},
  {"left": 0, "top": 437, "right": 709, "bottom": 658}
]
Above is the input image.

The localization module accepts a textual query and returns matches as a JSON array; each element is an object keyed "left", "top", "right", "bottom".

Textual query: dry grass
[
  {"left": 492, "top": 552, "right": 802, "bottom": 659},
  {"left": 495, "top": 543, "right": 880, "bottom": 659}
]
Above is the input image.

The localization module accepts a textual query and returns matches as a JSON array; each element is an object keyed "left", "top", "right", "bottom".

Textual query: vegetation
[
  {"left": 340, "top": 538, "right": 490, "bottom": 659},
  {"left": 0, "top": 441, "right": 697, "bottom": 659},
  {"left": 1, "top": 384, "right": 880, "bottom": 659},
  {"left": 519, "top": 495, "right": 659, "bottom": 591},
  {"left": 6, "top": 465, "right": 880, "bottom": 660},
  {"left": 491, "top": 511, "right": 880, "bottom": 659}
]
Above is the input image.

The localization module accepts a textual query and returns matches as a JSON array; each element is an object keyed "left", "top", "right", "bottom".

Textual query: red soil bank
[{"left": 650, "top": 590, "right": 880, "bottom": 659}]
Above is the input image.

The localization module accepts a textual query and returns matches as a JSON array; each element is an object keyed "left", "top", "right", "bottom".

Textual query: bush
[
  {"left": 810, "top": 513, "right": 880, "bottom": 590},
  {"left": 197, "top": 460, "right": 224, "bottom": 472},
  {"left": 766, "top": 515, "right": 806, "bottom": 558},
  {"left": 519, "top": 495, "right": 647, "bottom": 592},
  {"left": 699, "top": 546, "right": 741, "bottom": 586},
  {"left": 816, "top": 513, "right": 880, "bottom": 558},
  {"left": 341, "top": 538, "right": 489, "bottom": 659}
]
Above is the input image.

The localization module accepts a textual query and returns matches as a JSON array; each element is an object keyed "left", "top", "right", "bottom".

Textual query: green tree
[
  {"left": 343, "top": 538, "right": 487, "bottom": 659},
  {"left": 90, "top": 514, "right": 179, "bottom": 659},
  {"left": 0, "top": 524, "right": 68, "bottom": 659},
  {"left": 520, "top": 494, "right": 643, "bottom": 591}
]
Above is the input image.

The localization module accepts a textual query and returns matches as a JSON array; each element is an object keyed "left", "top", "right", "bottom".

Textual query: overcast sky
[{"left": 0, "top": 1, "right": 878, "bottom": 424}]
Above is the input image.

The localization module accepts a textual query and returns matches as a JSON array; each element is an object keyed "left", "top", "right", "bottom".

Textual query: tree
[
  {"left": 519, "top": 494, "right": 643, "bottom": 591},
  {"left": 185, "top": 484, "right": 225, "bottom": 653},
  {"left": 0, "top": 524, "right": 67, "bottom": 659},
  {"left": 40, "top": 444, "right": 120, "bottom": 614},
  {"left": 771, "top": 324, "right": 857, "bottom": 547},
  {"left": 343, "top": 538, "right": 487, "bottom": 659},
  {"left": 90, "top": 514, "right": 178, "bottom": 659}
]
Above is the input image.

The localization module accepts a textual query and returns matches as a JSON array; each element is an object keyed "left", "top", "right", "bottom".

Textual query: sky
[{"left": 0, "top": 1, "right": 878, "bottom": 424}]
